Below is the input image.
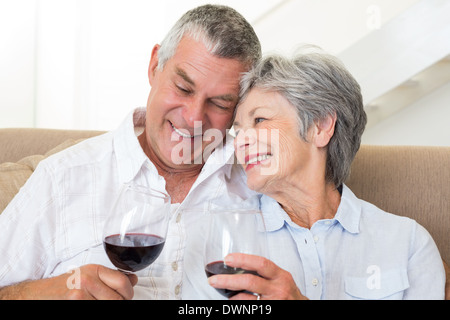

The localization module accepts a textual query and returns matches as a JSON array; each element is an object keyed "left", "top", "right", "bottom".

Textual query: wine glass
[
  {"left": 203, "top": 209, "right": 267, "bottom": 298},
  {"left": 103, "top": 183, "right": 171, "bottom": 273}
]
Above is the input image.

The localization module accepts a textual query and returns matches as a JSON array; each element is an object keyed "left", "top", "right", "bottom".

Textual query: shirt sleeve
[
  {"left": 0, "top": 160, "right": 60, "bottom": 287},
  {"left": 403, "top": 221, "right": 445, "bottom": 299}
]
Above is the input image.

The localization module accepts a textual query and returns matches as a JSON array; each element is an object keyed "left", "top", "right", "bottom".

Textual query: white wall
[
  {"left": 253, "top": 0, "right": 421, "bottom": 55},
  {"left": 362, "top": 82, "right": 450, "bottom": 146},
  {"left": 34, "top": 0, "right": 168, "bottom": 130},
  {"left": 0, "top": 0, "right": 36, "bottom": 127}
]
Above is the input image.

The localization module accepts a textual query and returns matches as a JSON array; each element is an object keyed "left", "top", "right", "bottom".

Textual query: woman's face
[{"left": 233, "top": 88, "right": 314, "bottom": 194}]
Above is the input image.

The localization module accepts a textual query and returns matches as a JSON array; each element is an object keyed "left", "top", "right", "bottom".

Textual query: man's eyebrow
[
  {"left": 175, "top": 67, "right": 195, "bottom": 87},
  {"left": 211, "top": 94, "right": 236, "bottom": 102},
  {"left": 176, "top": 66, "right": 237, "bottom": 102}
]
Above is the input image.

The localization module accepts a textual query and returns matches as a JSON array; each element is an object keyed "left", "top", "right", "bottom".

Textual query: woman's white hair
[{"left": 239, "top": 45, "right": 367, "bottom": 188}]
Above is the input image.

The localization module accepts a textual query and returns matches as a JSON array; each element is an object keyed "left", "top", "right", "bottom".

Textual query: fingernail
[
  {"left": 224, "top": 254, "right": 234, "bottom": 264},
  {"left": 208, "top": 276, "right": 216, "bottom": 286}
]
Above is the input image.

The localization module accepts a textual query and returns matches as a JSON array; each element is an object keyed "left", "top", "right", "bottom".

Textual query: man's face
[{"left": 142, "top": 36, "right": 247, "bottom": 170}]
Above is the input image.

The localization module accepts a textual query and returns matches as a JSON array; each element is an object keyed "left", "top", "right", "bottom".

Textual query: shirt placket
[
  {"left": 165, "top": 204, "right": 185, "bottom": 299},
  {"left": 289, "top": 227, "right": 323, "bottom": 300}
]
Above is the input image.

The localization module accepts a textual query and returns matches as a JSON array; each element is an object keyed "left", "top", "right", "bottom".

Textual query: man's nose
[{"left": 183, "top": 100, "right": 206, "bottom": 128}]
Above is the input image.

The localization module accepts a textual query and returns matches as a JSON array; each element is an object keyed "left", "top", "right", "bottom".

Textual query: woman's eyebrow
[
  {"left": 248, "top": 106, "right": 265, "bottom": 117},
  {"left": 233, "top": 106, "right": 267, "bottom": 127}
]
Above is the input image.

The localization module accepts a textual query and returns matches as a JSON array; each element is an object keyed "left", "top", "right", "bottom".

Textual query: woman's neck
[{"left": 267, "top": 180, "right": 341, "bottom": 229}]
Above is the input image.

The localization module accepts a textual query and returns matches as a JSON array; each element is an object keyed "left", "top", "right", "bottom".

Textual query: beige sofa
[{"left": 0, "top": 127, "right": 449, "bottom": 298}]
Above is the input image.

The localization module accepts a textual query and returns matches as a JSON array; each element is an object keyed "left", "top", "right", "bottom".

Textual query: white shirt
[
  {"left": 182, "top": 185, "right": 445, "bottom": 299},
  {"left": 0, "top": 108, "right": 255, "bottom": 299}
]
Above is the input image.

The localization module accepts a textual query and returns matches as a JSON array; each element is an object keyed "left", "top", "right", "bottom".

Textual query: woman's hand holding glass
[
  {"left": 208, "top": 252, "right": 306, "bottom": 300},
  {"left": 203, "top": 209, "right": 266, "bottom": 298},
  {"left": 203, "top": 208, "right": 306, "bottom": 300}
]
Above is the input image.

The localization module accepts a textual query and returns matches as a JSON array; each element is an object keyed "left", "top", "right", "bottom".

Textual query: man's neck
[
  {"left": 138, "top": 131, "right": 203, "bottom": 203},
  {"left": 163, "top": 172, "right": 199, "bottom": 204}
]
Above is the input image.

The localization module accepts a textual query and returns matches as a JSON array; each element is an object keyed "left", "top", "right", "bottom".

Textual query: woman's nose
[{"left": 235, "top": 128, "right": 257, "bottom": 150}]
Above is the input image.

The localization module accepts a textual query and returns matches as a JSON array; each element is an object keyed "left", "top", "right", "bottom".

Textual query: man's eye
[
  {"left": 212, "top": 102, "right": 227, "bottom": 110},
  {"left": 255, "top": 117, "right": 266, "bottom": 124},
  {"left": 177, "top": 85, "right": 191, "bottom": 94},
  {"left": 209, "top": 99, "right": 231, "bottom": 111}
]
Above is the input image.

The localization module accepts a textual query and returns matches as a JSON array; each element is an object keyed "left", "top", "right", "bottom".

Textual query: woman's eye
[{"left": 255, "top": 117, "right": 266, "bottom": 124}]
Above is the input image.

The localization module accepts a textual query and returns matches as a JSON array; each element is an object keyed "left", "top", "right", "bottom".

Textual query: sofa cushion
[{"left": 0, "top": 139, "right": 83, "bottom": 213}]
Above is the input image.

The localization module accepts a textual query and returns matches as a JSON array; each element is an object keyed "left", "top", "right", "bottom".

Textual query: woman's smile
[{"left": 245, "top": 153, "right": 273, "bottom": 171}]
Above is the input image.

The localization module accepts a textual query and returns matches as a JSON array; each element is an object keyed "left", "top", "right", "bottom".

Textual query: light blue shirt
[{"left": 182, "top": 185, "right": 445, "bottom": 299}]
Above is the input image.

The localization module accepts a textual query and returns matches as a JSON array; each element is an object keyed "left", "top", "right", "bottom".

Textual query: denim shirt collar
[{"left": 261, "top": 184, "right": 361, "bottom": 234}]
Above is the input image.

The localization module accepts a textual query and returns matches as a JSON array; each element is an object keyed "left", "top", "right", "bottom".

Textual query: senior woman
[{"left": 200, "top": 47, "right": 445, "bottom": 300}]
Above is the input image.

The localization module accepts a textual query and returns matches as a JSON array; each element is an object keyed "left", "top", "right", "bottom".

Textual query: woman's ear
[
  {"left": 313, "top": 113, "right": 337, "bottom": 148},
  {"left": 148, "top": 44, "right": 161, "bottom": 86}
]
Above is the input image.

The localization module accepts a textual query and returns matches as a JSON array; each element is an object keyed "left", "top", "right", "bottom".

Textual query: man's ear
[
  {"left": 313, "top": 113, "right": 337, "bottom": 148},
  {"left": 148, "top": 44, "right": 161, "bottom": 86}
]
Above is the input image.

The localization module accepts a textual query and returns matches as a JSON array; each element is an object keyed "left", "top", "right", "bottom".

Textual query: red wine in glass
[
  {"left": 205, "top": 260, "right": 258, "bottom": 298},
  {"left": 103, "top": 184, "right": 170, "bottom": 273},
  {"left": 203, "top": 209, "right": 267, "bottom": 298},
  {"left": 104, "top": 233, "right": 165, "bottom": 273}
]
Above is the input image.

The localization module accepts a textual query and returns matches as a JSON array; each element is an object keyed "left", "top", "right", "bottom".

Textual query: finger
[
  {"left": 83, "top": 274, "right": 124, "bottom": 300},
  {"left": 229, "top": 292, "right": 260, "bottom": 301},
  {"left": 218, "top": 255, "right": 306, "bottom": 300},
  {"left": 96, "top": 266, "right": 135, "bottom": 300},
  {"left": 66, "top": 288, "right": 96, "bottom": 300},
  {"left": 126, "top": 273, "right": 139, "bottom": 287},
  {"left": 224, "top": 253, "right": 280, "bottom": 279},
  {"left": 209, "top": 273, "right": 266, "bottom": 296}
]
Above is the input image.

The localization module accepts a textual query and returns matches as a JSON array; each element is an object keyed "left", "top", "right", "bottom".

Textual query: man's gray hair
[
  {"left": 158, "top": 4, "right": 261, "bottom": 70},
  {"left": 239, "top": 46, "right": 367, "bottom": 188}
]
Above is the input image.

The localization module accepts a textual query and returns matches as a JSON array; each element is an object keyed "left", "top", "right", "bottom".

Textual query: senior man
[{"left": 0, "top": 4, "right": 261, "bottom": 300}]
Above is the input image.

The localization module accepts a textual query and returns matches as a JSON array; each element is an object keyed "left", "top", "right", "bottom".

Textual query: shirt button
[
  {"left": 172, "top": 261, "right": 178, "bottom": 271},
  {"left": 313, "top": 235, "right": 319, "bottom": 243},
  {"left": 176, "top": 213, "right": 182, "bottom": 223},
  {"left": 312, "top": 278, "right": 319, "bottom": 286},
  {"left": 174, "top": 284, "right": 181, "bottom": 295}
]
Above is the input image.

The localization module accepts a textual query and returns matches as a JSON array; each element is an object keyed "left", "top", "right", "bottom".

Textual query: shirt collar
[
  {"left": 260, "top": 194, "right": 289, "bottom": 232},
  {"left": 201, "top": 132, "right": 235, "bottom": 179},
  {"left": 334, "top": 184, "right": 361, "bottom": 234},
  {"left": 113, "top": 108, "right": 150, "bottom": 184},
  {"left": 260, "top": 184, "right": 361, "bottom": 234}
]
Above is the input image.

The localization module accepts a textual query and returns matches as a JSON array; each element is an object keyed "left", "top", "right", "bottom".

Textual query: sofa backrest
[
  {"left": 347, "top": 145, "right": 450, "bottom": 263},
  {"left": 0, "top": 128, "right": 104, "bottom": 163}
]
